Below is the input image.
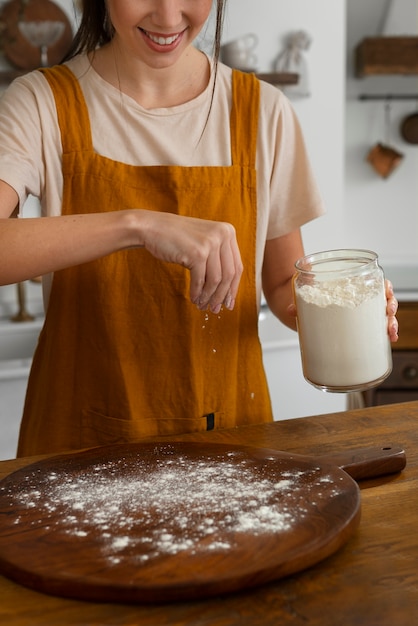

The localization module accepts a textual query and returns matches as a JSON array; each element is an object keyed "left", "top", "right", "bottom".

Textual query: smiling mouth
[{"left": 141, "top": 29, "right": 182, "bottom": 46}]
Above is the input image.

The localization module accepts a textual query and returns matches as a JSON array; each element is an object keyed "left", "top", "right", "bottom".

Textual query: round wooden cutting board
[
  {"left": 0, "top": 441, "right": 366, "bottom": 603},
  {"left": 1, "top": 0, "right": 73, "bottom": 70}
]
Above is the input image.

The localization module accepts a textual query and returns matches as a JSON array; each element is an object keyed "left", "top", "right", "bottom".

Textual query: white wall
[
  {"left": 345, "top": 0, "right": 418, "bottom": 268},
  {"left": 223, "top": 0, "right": 418, "bottom": 270},
  {"left": 221, "top": 0, "right": 347, "bottom": 256}
]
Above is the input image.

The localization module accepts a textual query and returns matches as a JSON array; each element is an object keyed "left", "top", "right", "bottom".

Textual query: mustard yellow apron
[{"left": 17, "top": 65, "right": 273, "bottom": 456}]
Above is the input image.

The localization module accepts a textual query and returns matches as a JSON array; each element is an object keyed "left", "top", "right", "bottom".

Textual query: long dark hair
[{"left": 63, "top": 0, "right": 226, "bottom": 66}]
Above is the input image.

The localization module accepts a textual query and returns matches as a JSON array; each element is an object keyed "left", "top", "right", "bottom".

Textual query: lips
[
  {"left": 141, "top": 28, "right": 183, "bottom": 48},
  {"left": 145, "top": 31, "right": 180, "bottom": 46}
]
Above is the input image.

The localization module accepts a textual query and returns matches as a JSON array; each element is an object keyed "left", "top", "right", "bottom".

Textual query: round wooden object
[
  {"left": 1, "top": 0, "right": 73, "bottom": 70},
  {"left": 401, "top": 113, "right": 418, "bottom": 145},
  {"left": 0, "top": 442, "right": 361, "bottom": 603}
]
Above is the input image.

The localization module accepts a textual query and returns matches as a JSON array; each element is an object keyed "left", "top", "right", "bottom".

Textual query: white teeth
[{"left": 147, "top": 32, "right": 179, "bottom": 46}]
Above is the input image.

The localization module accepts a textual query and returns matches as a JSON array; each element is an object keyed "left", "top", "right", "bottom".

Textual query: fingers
[
  {"left": 388, "top": 320, "right": 399, "bottom": 343},
  {"left": 140, "top": 211, "right": 243, "bottom": 313},
  {"left": 226, "top": 240, "right": 244, "bottom": 309},
  {"left": 287, "top": 303, "right": 297, "bottom": 318},
  {"left": 191, "top": 224, "right": 243, "bottom": 314},
  {"left": 385, "top": 279, "right": 399, "bottom": 342}
]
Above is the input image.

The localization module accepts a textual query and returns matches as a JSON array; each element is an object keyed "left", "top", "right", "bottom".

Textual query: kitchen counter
[{"left": 0, "top": 401, "right": 417, "bottom": 625}]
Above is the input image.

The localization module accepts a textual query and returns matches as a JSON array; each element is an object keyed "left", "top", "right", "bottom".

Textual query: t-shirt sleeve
[
  {"left": 257, "top": 82, "right": 325, "bottom": 240},
  {"left": 0, "top": 72, "right": 56, "bottom": 212}
]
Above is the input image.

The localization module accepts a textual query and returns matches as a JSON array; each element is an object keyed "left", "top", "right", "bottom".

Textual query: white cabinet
[
  {"left": 259, "top": 309, "right": 346, "bottom": 421},
  {"left": 0, "top": 317, "right": 43, "bottom": 461},
  {"left": 0, "top": 361, "right": 30, "bottom": 460}
]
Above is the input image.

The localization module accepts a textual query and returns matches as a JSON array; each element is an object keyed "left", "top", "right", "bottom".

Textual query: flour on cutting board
[{"left": 4, "top": 449, "right": 343, "bottom": 565}]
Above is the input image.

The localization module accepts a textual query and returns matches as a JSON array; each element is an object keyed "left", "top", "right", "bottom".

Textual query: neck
[{"left": 92, "top": 44, "right": 211, "bottom": 109}]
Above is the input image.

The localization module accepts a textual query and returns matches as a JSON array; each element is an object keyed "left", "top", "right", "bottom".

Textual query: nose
[{"left": 151, "top": 0, "right": 183, "bottom": 29}]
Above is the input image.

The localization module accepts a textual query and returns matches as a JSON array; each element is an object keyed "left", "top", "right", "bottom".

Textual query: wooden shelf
[
  {"left": 256, "top": 72, "right": 299, "bottom": 86},
  {"left": 1, "top": 70, "right": 300, "bottom": 87},
  {"left": 0, "top": 69, "right": 26, "bottom": 84},
  {"left": 355, "top": 37, "right": 418, "bottom": 77}
]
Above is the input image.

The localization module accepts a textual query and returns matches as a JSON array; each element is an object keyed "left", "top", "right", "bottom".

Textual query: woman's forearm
[
  {"left": 0, "top": 206, "right": 243, "bottom": 313},
  {"left": 0, "top": 210, "right": 141, "bottom": 285},
  {"left": 262, "top": 230, "right": 304, "bottom": 331}
]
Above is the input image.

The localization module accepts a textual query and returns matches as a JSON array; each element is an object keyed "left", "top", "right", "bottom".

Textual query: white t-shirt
[{"left": 0, "top": 54, "right": 324, "bottom": 305}]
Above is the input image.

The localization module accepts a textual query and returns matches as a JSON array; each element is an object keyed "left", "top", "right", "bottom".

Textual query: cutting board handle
[{"left": 319, "top": 446, "right": 406, "bottom": 480}]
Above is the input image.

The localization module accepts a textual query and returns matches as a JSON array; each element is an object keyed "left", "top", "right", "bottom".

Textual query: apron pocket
[{"left": 81, "top": 408, "right": 224, "bottom": 447}]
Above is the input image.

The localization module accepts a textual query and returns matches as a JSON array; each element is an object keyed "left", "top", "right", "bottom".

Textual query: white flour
[
  {"left": 296, "top": 275, "right": 392, "bottom": 389},
  {"left": 5, "top": 449, "right": 342, "bottom": 566}
]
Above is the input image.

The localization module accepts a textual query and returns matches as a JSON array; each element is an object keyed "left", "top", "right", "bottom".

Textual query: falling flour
[{"left": 3, "top": 448, "right": 342, "bottom": 566}]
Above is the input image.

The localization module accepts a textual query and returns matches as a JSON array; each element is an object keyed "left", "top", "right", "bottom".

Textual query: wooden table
[{"left": 1, "top": 401, "right": 417, "bottom": 625}]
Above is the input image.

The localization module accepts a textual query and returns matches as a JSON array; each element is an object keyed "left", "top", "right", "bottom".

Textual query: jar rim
[{"left": 295, "top": 248, "right": 379, "bottom": 277}]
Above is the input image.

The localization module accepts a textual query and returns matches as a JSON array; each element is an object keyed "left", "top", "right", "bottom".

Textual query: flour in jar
[{"left": 295, "top": 274, "right": 392, "bottom": 389}]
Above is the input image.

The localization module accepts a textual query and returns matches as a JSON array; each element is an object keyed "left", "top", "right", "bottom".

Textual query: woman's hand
[
  {"left": 139, "top": 210, "right": 243, "bottom": 314},
  {"left": 386, "top": 279, "right": 399, "bottom": 343}
]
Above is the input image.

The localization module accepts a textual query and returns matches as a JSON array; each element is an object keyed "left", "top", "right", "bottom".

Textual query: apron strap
[
  {"left": 230, "top": 70, "right": 260, "bottom": 168},
  {"left": 40, "top": 65, "right": 93, "bottom": 154}
]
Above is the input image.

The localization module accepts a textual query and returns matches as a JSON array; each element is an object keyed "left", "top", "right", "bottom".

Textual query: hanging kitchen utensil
[
  {"left": 366, "top": 101, "right": 404, "bottom": 178},
  {"left": 0, "top": 0, "right": 73, "bottom": 70},
  {"left": 400, "top": 111, "right": 418, "bottom": 144},
  {"left": 0, "top": 441, "right": 405, "bottom": 603}
]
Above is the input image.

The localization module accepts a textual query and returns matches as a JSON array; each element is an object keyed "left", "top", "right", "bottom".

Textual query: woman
[{"left": 0, "top": 1, "right": 398, "bottom": 456}]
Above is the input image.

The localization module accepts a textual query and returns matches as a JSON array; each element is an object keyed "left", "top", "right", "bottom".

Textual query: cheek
[
  {"left": 196, "top": 0, "right": 213, "bottom": 24},
  {"left": 107, "top": 0, "right": 139, "bottom": 30},
  {"left": 189, "top": 0, "right": 213, "bottom": 36}
]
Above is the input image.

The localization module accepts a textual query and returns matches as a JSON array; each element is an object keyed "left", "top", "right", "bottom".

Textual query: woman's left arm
[{"left": 261, "top": 229, "right": 304, "bottom": 331}]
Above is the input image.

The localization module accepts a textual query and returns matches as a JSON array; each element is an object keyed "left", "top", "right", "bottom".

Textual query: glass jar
[{"left": 293, "top": 249, "right": 392, "bottom": 392}]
